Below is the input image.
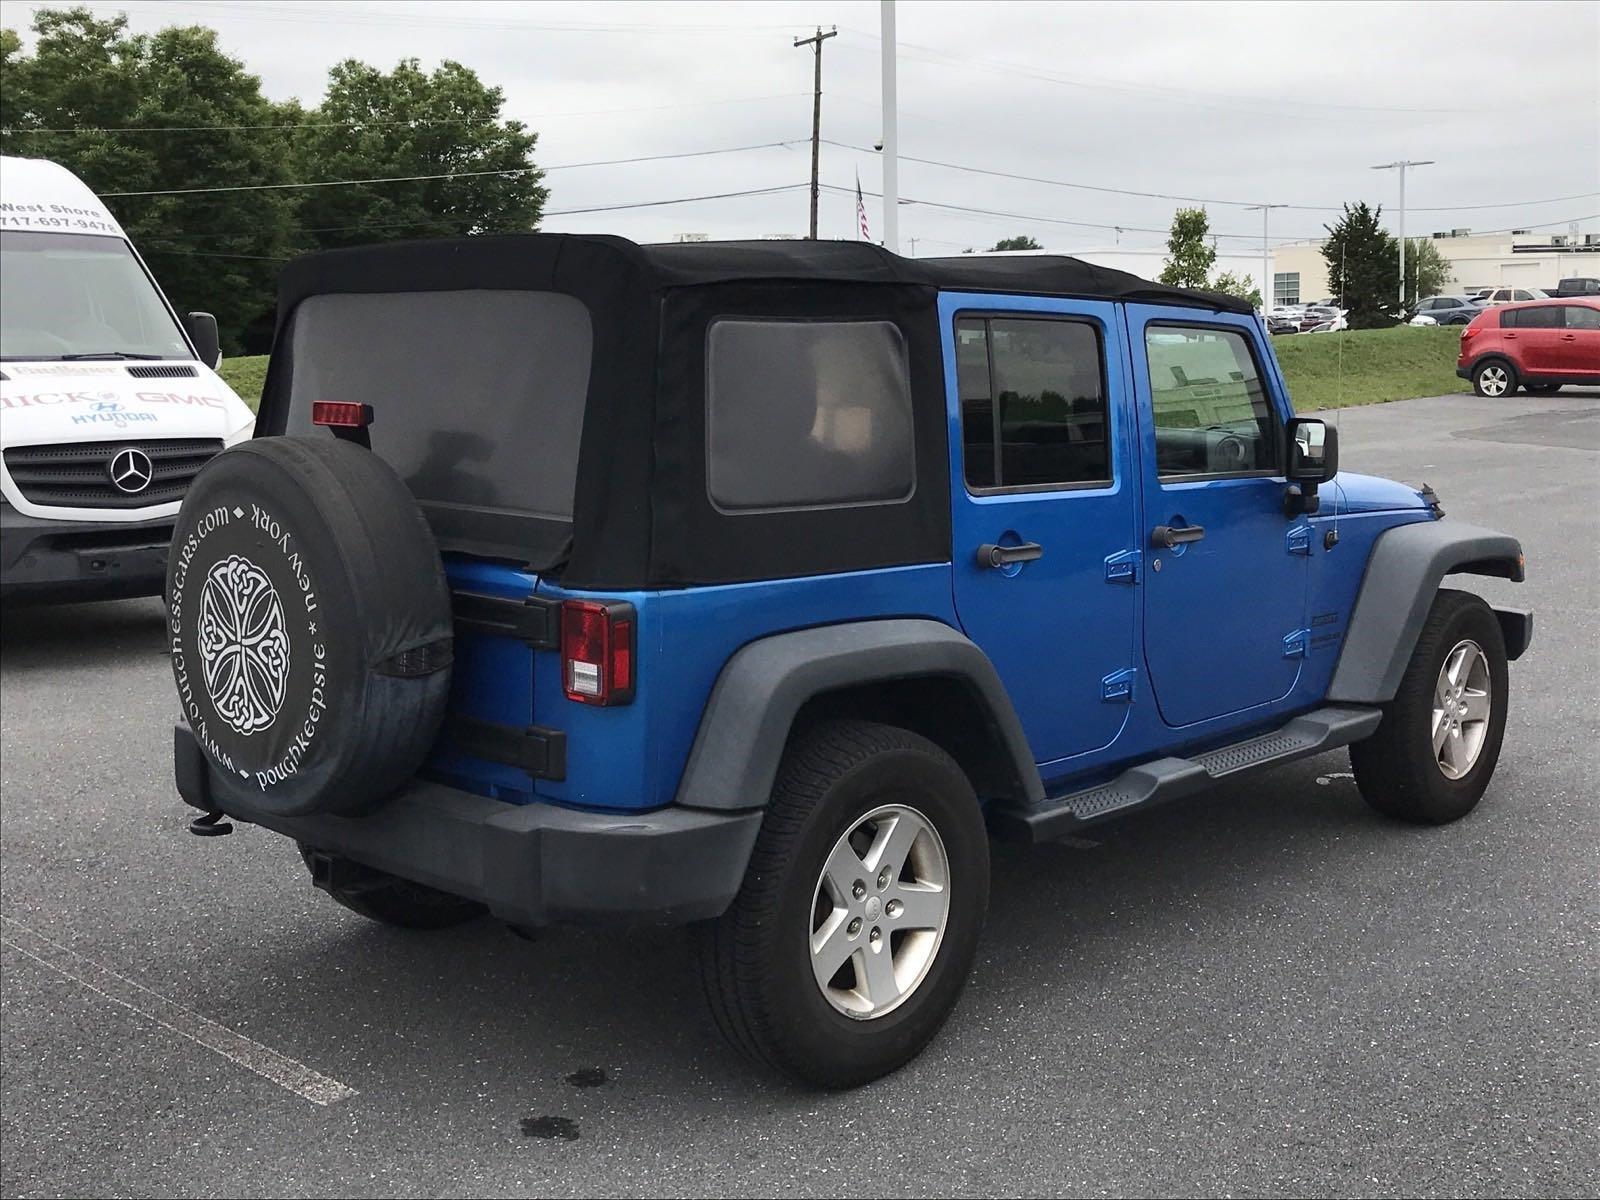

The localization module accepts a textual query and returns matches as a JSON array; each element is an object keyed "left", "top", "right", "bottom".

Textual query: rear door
[
  {"left": 1126, "top": 306, "right": 1307, "bottom": 729},
  {"left": 943, "top": 293, "right": 1140, "bottom": 765}
]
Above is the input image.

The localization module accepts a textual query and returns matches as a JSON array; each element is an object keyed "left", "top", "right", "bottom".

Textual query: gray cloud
[{"left": 26, "top": 0, "right": 1600, "bottom": 253}]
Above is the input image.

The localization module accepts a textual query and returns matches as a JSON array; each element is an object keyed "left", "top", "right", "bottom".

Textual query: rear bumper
[
  {"left": 1456, "top": 365, "right": 1471, "bottom": 380},
  {"left": 174, "top": 724, "right": 762, "bottom": 927},
  {"left": 0, "top": 501, "right": 172, "bottom": 602}
]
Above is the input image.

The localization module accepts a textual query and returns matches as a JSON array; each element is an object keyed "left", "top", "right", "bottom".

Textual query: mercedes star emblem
[{"left": 108, "top": 446, "right": 154, "bottom": 495}]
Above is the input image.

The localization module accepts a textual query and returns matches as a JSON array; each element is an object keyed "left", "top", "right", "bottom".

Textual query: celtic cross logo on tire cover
[{"left": 198, "top": 554, "right": 291, "bottom": 736}]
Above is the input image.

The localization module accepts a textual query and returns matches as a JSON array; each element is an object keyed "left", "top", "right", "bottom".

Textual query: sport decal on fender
[
  {"left": 198, "top": 555, "right": 290, "bottom": 735},
  {"left": 170, "top": 502, "right": 329, "bottom": 791}
]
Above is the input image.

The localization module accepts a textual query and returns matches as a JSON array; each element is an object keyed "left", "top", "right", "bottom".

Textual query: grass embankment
[
  {"left": 1270, "top": 324, "right": 1467, "bottom": 411},
  {"left": 217, "top": 325, "right": 1470, "bottom": 416},
  {"left": 218, "top": 355, "right": 269, "bottom": 411}
]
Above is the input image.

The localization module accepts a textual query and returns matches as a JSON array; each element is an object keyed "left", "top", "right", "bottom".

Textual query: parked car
[
  {"left": 1479, "top": 287, "right": 1549, "bottom": 306},
  {"left": 0, "top": 156, "right": 256, "bottom": 602},
  {"left": 1548, "top": 277, "right": 1599, "bottom": 297},
  {"left": 1411, "top": 295, "right": 1484, "bottom": 325},
  {"left": 1265, "top": 312, "right": 1300, "bottom": 335},
  {"left": 169, "top": 236, "right": 1532, "bottom": 1087},
  {"left": 1297, "top": 305, "right": 1345, "bottom": 332},
  {"left": 1458, "top": 297, "right": 1600, "bottom": 396}
]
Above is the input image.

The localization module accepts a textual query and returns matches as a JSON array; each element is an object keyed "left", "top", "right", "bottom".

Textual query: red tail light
[
  {"left": 311, "top": 401, "right": 373, "bottom": 428},
  {"left": 561, "top": 599, "right": 636, "bottom": 706}
]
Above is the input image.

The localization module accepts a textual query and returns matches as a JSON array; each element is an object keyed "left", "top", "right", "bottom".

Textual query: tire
[
  {"left": 297, "top": 843, "right": 483, "bottom": 930},
  {"left": 166, "top": 437, "right": 453, "bottom": 817},
  {"left": 693, "top": 720, "right": 989, "bottom": 1088},
  {"left": 1526, "top": 383, "right": 1561, "bottom": 394},
  {"left": 1350, "top": 589, "right": 1509, "bottom": 825},
  {"left": 1471, "top": 359, "right": 1517, "bottom": 397}
]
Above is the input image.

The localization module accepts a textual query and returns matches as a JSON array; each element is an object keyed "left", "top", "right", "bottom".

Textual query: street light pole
[
  {"left": 880, "top": 0, "right": 899, "bottom": 253},
  {"left": 1245, "top": 203, "right": 1286, "bottom": 309},
  {"left": 794, "top": 25, "right": 837, "bottom": 240},
  {"left": 1371, "top": 159, "right": 1434, "bottom": 310}
]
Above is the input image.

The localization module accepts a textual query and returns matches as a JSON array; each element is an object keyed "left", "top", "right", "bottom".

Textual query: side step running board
[{"left": 989, "top": 705, "right": 1383, "bottom": 844}]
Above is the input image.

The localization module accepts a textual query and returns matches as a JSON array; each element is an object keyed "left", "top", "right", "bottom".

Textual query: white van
[{"left": 0, "top": 155, "right": 255, "bottom": 602}]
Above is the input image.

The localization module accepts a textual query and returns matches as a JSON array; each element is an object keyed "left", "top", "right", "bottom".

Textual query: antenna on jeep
[{"left": 1332, "top": 240, "right": 1346, "bottom": 539}]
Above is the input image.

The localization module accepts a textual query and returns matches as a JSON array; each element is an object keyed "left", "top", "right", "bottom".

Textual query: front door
[
  {"left": 1126, "top": 306, "right": 1309, "bottom": 729},
  {"left": 944, "top": 294, "right": 1140, "bottom": 765}
]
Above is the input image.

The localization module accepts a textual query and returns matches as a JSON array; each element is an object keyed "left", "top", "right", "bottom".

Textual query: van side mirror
[
  {"left": 183, "top": 311, "right": 221, "bottom": 369},
  {"left": 1286, "top": 417, "right": 1338, "bottom": 483}
]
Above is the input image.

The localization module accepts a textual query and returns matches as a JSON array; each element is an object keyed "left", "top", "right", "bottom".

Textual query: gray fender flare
[
  {"left": 674, "top": 618, "right": 1045, "bottom": 812},
  {"left": 1327, "top": 519, "right": 1529, "bottom": 705}
]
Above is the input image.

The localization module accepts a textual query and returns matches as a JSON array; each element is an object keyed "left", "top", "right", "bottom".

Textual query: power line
[
  {"left": 822, "top": 138, "right": 1600, "bottom": 215},
  {"left": 1, "top": 92, "right": 812, "bottom": 135},
  {"left": 545, "top": 184, "right": 809, "bottom": 217},
  {"left": 99, "top": 141, "right": 804, "bottom": 197},
  {"left": 65, "top": 1, "right": 810, "bottom": 35}
]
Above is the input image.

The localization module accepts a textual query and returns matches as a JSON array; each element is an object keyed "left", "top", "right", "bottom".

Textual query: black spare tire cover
[{"left": 166, "top": 436, "right": 453, "bottom": 817}]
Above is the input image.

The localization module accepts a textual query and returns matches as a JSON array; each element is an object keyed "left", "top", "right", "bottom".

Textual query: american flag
[{"left": 856, "top": 170, "right": 871, "bottom": 242}]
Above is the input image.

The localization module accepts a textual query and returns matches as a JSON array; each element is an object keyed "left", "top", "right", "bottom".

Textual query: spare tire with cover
[{"left": 166, "top": 436, "right": 453, "bottom": 817}]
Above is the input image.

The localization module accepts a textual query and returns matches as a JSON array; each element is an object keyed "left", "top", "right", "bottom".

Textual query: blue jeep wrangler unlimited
[{"left": 168, "top": 236, "right": 1531, "bottom": 1087}]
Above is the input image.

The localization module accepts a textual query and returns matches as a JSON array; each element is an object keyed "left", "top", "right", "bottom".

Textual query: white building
[{"left": 1270, "top": 230, "right": 1600, "bottom": 305}]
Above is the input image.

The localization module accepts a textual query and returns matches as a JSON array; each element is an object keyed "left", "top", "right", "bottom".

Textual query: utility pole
[
  {"left": 1245, "top": 203, "right": 1286, "bottom": 309},
  {"left": 880, "top": 1, "right": 899, "bottom": 253},
  {"left": 1372, "top": 159, "right": 1433, "bottom": 310},
  {"left": 907, "top": 236, "right": 918, "bottom": 257},
  {"left": 794, "top": 25, "right": 837, "bottom": 240}
]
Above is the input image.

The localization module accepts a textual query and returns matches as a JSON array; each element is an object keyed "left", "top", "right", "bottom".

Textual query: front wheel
[
  {"left": 694, "top": 720, "right": 989, "bottom": 1088},
  {"left": 1349, "top": 589, "right": 1509, "bottom": 824},
  {"left": 1471, "top": 359, "right": 1517, "bottom": 397}
]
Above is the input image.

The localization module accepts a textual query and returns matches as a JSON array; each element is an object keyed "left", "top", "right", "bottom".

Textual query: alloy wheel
[
  {"left": 1433, "top": 638, "right": 1492, "bottom": 780},
  {"left": 809, "top": 804, "right": 950, "bottom": 1020}
]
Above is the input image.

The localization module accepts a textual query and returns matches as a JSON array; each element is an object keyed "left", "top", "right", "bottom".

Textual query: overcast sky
[{"left": 17, "top": 0, "right": 1600, "bottom": 255}]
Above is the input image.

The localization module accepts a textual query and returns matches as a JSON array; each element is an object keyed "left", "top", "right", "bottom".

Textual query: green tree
[
  {"left": 1404, "top": 237, "right": 1452, "bottom": 306},
  {"left": 1322, "top": 202, "right": 1399, "bottom": 328},
  {"left": 1209, "top": 270, "right": 1262, "bottom": 308},
  {"left": 292, "top": 58, "right": 545, "bottom": 252},
  {"left": 988, "top": 234, "right": 1042, "bottom": 251},
  {"left": 1158, "top": 207, "right": 1216, "bottom": 288},
  {"left": 1, "top": 8, "right": 299, "bottom": 352}
]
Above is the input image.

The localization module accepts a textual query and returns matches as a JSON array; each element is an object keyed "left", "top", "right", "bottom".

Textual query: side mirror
[
  {"left": 182, "top": 311, "right": 221, "bottom": 370},
  {"left": 1286, "top": 417, "right": 1338, "bottom": 483}
]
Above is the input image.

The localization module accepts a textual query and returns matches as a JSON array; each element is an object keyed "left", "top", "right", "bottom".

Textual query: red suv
[{"left": 1458, "top": 297, "right": 1600, "bottom": 397}]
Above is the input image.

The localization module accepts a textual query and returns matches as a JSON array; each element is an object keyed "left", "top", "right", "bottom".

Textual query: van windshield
[{"left": 0, "top": 231, "right": 192, "bottom": 361}]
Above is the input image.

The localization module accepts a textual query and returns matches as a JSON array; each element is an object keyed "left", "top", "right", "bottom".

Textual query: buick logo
[{"left": 108, "top": 446, "right": 154, "bottom": 494}]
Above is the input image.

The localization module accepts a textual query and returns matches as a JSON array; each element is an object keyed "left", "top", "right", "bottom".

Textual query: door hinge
[
  {"left": 452, "top": 589, "right": 560, "bottom": 650},
  {"left": 1104, "top": 548, "right": 1141, "bottom": 585},
  {"left": 1101, "top": 667, "right": 1138, "bottom": 702},
  {"left": 447, "top": 716, "right": 567, "bottom": 780},
  {"left": 1285, "top": 525, "right": 1312, "bottom": 556},
  {"left": 1282, "top": 629, "right": 1310, "bottom": 658}
]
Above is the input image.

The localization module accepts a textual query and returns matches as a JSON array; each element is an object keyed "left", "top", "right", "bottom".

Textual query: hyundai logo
[{"left": 108, "top": 446, "right": 154, "bottom": 494}]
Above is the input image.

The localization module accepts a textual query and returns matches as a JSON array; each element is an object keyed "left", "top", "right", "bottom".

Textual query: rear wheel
[
  {"left": 694, "top": 720, "right": 989, "bottom": 1088},
  {"left": 1349, "top": 589, "right": 1509, "bottom": 824},
  {"left": 1471, "top": 359, "right": 1517, "bottom": 397},
  {"left": 297, "top": 843, "right": 484, "bottom": 929}
]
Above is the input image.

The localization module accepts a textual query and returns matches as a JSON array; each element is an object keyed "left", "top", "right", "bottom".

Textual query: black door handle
[
  {"left": 1151, "top": 524, "right": 1205, "bottom": 549},
  {"left": 977, "top": 542, "right": 1043, "bottom": 568}
]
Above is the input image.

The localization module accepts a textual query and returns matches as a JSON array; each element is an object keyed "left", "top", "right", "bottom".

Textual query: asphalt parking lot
[{"left": 2, "top": 390, "right": 1596, "bottom": 1199}]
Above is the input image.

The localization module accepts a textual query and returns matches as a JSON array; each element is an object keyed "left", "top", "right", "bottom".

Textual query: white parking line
[{"left": 1, "top": 916, "right": 356, "bottom": 1107}]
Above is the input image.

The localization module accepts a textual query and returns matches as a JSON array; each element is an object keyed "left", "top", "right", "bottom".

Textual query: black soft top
[
  {"left": 275, "top": 232, "right": 1252, "bottom": 315},
  {"left": 260, "top": 234, "right": 1251, "bottom": 589}
]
